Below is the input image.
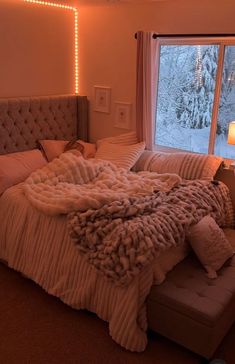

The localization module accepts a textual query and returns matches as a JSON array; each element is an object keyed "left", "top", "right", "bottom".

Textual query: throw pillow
[
  {"left": 187, "top": 215, "right": 234, "bottom": 278},
  {"left": 0, "top": 149, "right": 47, "bottom": 195},
  {"left": 95, "top": 141, "right": 145, "bottom": 170},
  {"left": 133, "top": 150, "right": 223, "bottom": 180},
  {"left": 96, "top": 131, "right": 138, "bottom": 148},
  {"left": 38, "top": 139, "right": 96, "bottom": 162}
]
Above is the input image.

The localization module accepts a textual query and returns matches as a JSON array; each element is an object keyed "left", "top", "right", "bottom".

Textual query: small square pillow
[
  {"left": 188, "top": 215, "right": 234, "bottom": 278},
  {"left": 38, "top": 139, "right": 96, "bottom": 162},
  {"left": 38, "top": 140, "right": 67, "bottom": 162},
  {"left": 95, "top": 141, "right": 145, "bottom": 170},
  {"left": 76, "top": 140, "right": 96, "bottom": 159}
]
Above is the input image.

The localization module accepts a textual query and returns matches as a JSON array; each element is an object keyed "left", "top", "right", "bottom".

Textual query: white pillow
[
  {"left": 96, "top": 131, "right": 138, "bottom": 148},
  {"left": 133, "top": 150, "right": 223, "bottom": 180},
  {"left": 0, "top": 149, "right": 47, "bottom": 195},
  {"left": 95, "top": 141, "right": 145, "bottom": 170},
  {"left": 187, "top": 215, "right": 234, "bottom": 278}
]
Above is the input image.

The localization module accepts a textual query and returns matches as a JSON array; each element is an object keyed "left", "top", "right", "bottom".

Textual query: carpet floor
[{"left": 0, "top": 262, "right": 234, "bottom": 364}]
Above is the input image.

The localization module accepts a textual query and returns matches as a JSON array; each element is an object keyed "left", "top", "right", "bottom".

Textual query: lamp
[
  {"left": 228, "top": 121, "right": 235, "bottom": 145},
  {"left": 227, "top": 121, "right": 235, "bottom": 169}
]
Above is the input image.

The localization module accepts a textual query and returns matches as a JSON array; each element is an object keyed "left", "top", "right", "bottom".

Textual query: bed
[{"left": 0, "top": 94, "right": 234, "bottom": 355}]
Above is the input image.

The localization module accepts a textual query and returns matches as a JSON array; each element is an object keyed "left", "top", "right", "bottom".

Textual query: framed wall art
[
  {"left": 114, "top": 102, "right": 132, "bottom": 129},
  {"left": 94, "top": 86, "right": 111, "bottom": 113}
]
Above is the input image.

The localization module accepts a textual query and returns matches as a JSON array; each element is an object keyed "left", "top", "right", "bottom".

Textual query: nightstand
[{"left": 215, "top": 167, "right": 235, "bottom": 211}]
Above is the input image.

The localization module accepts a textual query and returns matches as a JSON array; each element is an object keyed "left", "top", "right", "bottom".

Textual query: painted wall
[
  {"left": 78, "top": 0, "right": 235, "bottom": 141},
  {"left": 0, "top": 0, "right": 75, "bottom": 97},
  {"left": 1, "top": 0, "right": 235, "bottom": 141}
]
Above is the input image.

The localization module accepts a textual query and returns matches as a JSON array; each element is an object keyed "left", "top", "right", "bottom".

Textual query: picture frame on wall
[
  {"left": 114, "top": 102, "right": 132, "bottom": 129},
  {"left": 94, "top": 86, "right": 111, "bottom": 113}
]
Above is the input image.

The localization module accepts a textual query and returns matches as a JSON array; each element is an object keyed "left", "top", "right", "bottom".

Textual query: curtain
[{"left": 136, "top": 31, "right": 158, "bottom": 150}]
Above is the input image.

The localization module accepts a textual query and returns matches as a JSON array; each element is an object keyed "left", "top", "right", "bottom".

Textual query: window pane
[
  {"left": 155, "top": 45, "right": 219, "bottom": 154},
  {"left": 214, "top": 46, "right": 235, "bottom": 159}
]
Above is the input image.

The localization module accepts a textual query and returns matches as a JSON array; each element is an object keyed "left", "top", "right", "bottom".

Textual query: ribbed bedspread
[{"left": 0, "top": 184, "right": 188, "bottom": 352}]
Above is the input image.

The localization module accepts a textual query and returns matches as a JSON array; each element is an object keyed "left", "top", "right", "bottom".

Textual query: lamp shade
[{"left": 228, "top": 121, "right": 235, "bottom": 145}]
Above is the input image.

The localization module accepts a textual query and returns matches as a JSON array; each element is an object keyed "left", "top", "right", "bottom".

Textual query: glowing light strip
[
  {"left": 74, "top": 9, "right": 78, "bottom": 95},
  {"left": 23, "top": 0, "right": 79, "bottom": 94},
  {"left": 23, "top": 0, "right": 76, "bottom": 12},
  {"left": 195, "top": 45, "right": 203, "bottom": 88}
]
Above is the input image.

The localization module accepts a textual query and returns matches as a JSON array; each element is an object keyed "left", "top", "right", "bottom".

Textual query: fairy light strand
[
  {"left": 195, "top": 45, "right": 203, "bottom": 88},
  {"left": 23, "top": 0, "right": 79, "bottom": 94}
]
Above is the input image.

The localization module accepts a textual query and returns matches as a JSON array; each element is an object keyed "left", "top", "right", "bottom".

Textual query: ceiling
[{"left": 72, "top": 0, "right": 169, "bottom": 6}]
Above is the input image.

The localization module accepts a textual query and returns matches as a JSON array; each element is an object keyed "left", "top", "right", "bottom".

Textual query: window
[{"left": 155, "top": 37, "right": 235, "bottom": 159}]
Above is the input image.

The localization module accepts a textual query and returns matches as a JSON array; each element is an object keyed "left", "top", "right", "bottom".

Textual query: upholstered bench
[{"left": 147, "top": 230, "right": 235, "bottom": 360}]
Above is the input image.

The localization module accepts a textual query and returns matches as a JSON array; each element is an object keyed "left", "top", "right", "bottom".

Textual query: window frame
[{"left": 154, "top": 36, "right": 235, "bottom": 157}]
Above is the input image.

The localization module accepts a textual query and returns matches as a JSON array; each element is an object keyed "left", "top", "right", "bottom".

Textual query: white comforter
[{"left": 23, "top": 152, "right": 182, "bottom": 215}]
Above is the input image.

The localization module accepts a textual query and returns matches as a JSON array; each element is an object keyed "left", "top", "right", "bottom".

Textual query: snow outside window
[{"left": 155, "top": 37, "right": 235, "bottom": 160}]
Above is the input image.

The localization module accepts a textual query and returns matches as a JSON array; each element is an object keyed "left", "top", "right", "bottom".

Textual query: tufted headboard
[{"left": 0, "top": 94, "right": 88, "bottom": 155}]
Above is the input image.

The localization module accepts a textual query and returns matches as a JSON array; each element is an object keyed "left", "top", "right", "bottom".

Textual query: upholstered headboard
[{"left": 0, "top": 94, "right": 88, "bottom": 155}]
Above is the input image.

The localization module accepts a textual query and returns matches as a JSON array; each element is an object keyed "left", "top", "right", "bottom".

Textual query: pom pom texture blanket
[{"left": 23, "top": 152, "right": 182, "bottom": 215}]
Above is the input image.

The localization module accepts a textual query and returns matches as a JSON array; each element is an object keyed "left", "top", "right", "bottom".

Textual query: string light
[
  {"left": 195, "top": 45, "right": 203, "bottom": 88},
  {"left": 23, "top": 0, "right": 79, "bottom": 94},
  {"left": 23, "top": 0, "right": 76, "bottom": 12},
  {"left": 74, "top": 9, "right": 78, "bottom": 95}
]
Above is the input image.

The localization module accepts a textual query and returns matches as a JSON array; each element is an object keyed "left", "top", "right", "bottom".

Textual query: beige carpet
[{"left": 0, "top": 262, "right": 234, "bottom": 364}]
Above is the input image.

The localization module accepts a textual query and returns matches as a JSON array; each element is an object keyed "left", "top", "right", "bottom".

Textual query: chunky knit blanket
[
  {"left": 68, "top": 180, "right": 234, "bottom": 285},
  {"left": 23, "top": 152, "right": 181, "bottom": 215}
]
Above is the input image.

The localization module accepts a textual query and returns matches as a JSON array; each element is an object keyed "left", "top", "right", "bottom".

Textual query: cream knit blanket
[{"left": 23, "top": 152, "right": 181, "bottom": 215}]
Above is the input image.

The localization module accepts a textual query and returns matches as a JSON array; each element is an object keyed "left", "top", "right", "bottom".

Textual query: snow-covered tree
[
  {"left": 217, "top": 46, "right": 235, "bottom": 135},
  {"left": 176, "top": 45, "right": 218, "bottom": 129},
  {"left": 156, "top": 46, "right": 194, "bottom": 128}
]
